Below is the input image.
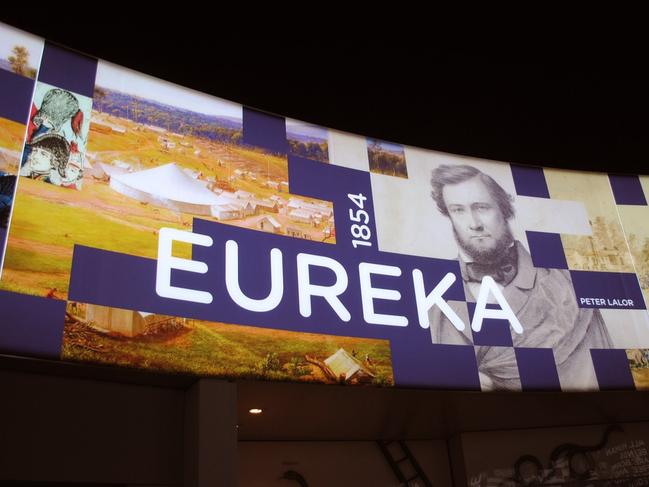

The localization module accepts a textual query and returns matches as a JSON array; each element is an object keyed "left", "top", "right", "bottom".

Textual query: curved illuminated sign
[{"left": 2, "top": 22, "right": 649, "bottom": 392}]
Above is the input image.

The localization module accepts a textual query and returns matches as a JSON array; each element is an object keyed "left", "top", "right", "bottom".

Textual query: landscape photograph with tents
[
  {"left": 627, "top": 348, "right": 649, "bottom": 390},
  {"left": 0, "top": 60, "right": 335, "bottom": 299},
  {"left": 62, "top": 300, "right": 394, "bottom": 386}
]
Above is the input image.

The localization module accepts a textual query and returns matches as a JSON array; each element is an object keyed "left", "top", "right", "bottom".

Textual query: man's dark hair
[
  {"left": 29, "top": 132, "right": 70, "bottom": 177},
  {"left": 430, "top": 164, "right": 515, "bottom": 220}
]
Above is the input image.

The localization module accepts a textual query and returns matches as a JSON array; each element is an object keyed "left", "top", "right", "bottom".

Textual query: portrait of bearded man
[{"left": 428, "top": 164, "right": 613, "bottom": 391}]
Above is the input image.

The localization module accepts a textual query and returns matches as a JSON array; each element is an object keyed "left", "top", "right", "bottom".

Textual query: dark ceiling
[
  {"left": 1, "top": 17, "right": 647, "bottom": 174},
  {"left": 4, "top": 352, "right": 649, "bottom": 441}
]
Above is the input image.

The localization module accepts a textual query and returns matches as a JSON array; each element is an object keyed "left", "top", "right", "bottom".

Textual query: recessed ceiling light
[{"left": 249, "top": 408, "right": 263, "bottom": 414}]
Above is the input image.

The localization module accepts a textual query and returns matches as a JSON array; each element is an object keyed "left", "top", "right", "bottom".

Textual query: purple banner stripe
[
  {"left": 571, "top": 271, "right": 645, "bottom": 310},
  {"left": 468, "top": 303, "right": 513, "bottom": 347},
  {"left": 68, "top": 234, "right": 464, "bottom": 336},
  {"left": 609, "top": 174, "right": 647, "bottom": 206},
  {"left": 68, "top": 210, "right": 466, "bottom": 389},
  {"left": 404, "top": 343, "right": 480, "bottom": 390},
  {"left": 471, "top": 319, "right": 513, "bottom": 346},
  {"left": 511, "top": 164, "right": 550, "bottom": 198},
  {"left": 0, "top": 69, "right": 34, "bottom": 124},
  {"left": 288, "top": 155, "right": 379, "bottom": 251},
  {"left": 242, "top": 107, "right": 287, "bottom": 155},
  {"left": 591, "top": 349, "right": 635, "bottom": 391},
  {"left": 0, "top": 290, "right": 66, "bottom": 359},
  {"left": 38, "top": 42, "right": 97, "bottom": 98},
  {"left": 526, "top": 231, "right": 568, "bottom": 269},
  {"left": 515, "top": 347, "right": 561, "bottom": 391}
]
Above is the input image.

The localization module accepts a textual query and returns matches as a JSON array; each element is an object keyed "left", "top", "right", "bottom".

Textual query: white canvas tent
[
  {"left": 324, "top": 348, "right": 375, "bottom": 383},
  {"left": 86, "top": 304, "right": 173, "bottom": 337},
  {"left": 258, "top": 215, "right": 281, "bottom": 233},
  {"left": 110, "top": 163, "right": 223, "bottom": 215},
  {"left": 89, "top": 162, "right": 129, "bottom": 181},
  {"left": 289, "top": 209, "right": 313, "bottom": 223}
]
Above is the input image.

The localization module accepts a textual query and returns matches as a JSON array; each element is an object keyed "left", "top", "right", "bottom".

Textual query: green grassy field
[
  {"left": 0, "top": 117, "right": 26, "bottom": 152},
  {"left": 89, "top": 116, "right": 289, "bottom": 183},
  {"left": 62, "top": 316, "right": 394, "bottom": 386},
  {"left": 0, "top": 178, "right": 192, "bottom": 298},
  {"left": 0, "top": 112, "right": 334, "bottom": 299},
  {"left": 230, "top": 146, "right": 288, "bottom": 180}
]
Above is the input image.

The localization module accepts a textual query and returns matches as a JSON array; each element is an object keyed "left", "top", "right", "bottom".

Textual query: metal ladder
[{"left": 377, "top": 440, "right": 434, "bottom": 487}]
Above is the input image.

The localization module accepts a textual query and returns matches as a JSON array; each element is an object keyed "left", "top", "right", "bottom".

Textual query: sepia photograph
[{"left": 372, "top": 151, "right": 648, "bottom": 391}]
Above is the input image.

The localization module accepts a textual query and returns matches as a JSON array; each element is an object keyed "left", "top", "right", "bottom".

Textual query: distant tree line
[
  {"left": 367, "top": 144, "right": 408, "bottom": 178},
  {"left": 191, "top": 124, "right": 243, "bottom": 145},
  {"left": 93, "top": 88, "right": 243, "bottom": 145},
  {"left": 288, "top": 140, "right": 329, "bottom": 163}
]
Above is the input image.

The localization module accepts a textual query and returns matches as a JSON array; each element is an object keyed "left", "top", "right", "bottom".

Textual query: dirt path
[{"left": 8, "top": 236, "right": 71, "bottom": 258}]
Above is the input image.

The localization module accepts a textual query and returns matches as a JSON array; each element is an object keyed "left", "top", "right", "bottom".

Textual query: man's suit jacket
[{"left": 429, "top": 241, "right": 613, "bottom": 391}]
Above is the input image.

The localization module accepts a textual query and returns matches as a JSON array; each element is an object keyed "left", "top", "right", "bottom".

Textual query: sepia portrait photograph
[{"left": 371, "top": 149, "right": 649, "bottom": 391}]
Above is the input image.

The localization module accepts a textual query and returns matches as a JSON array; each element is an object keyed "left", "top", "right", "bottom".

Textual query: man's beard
[{"left": 454, "top": 226, "right": 515, "bottom": 265}]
